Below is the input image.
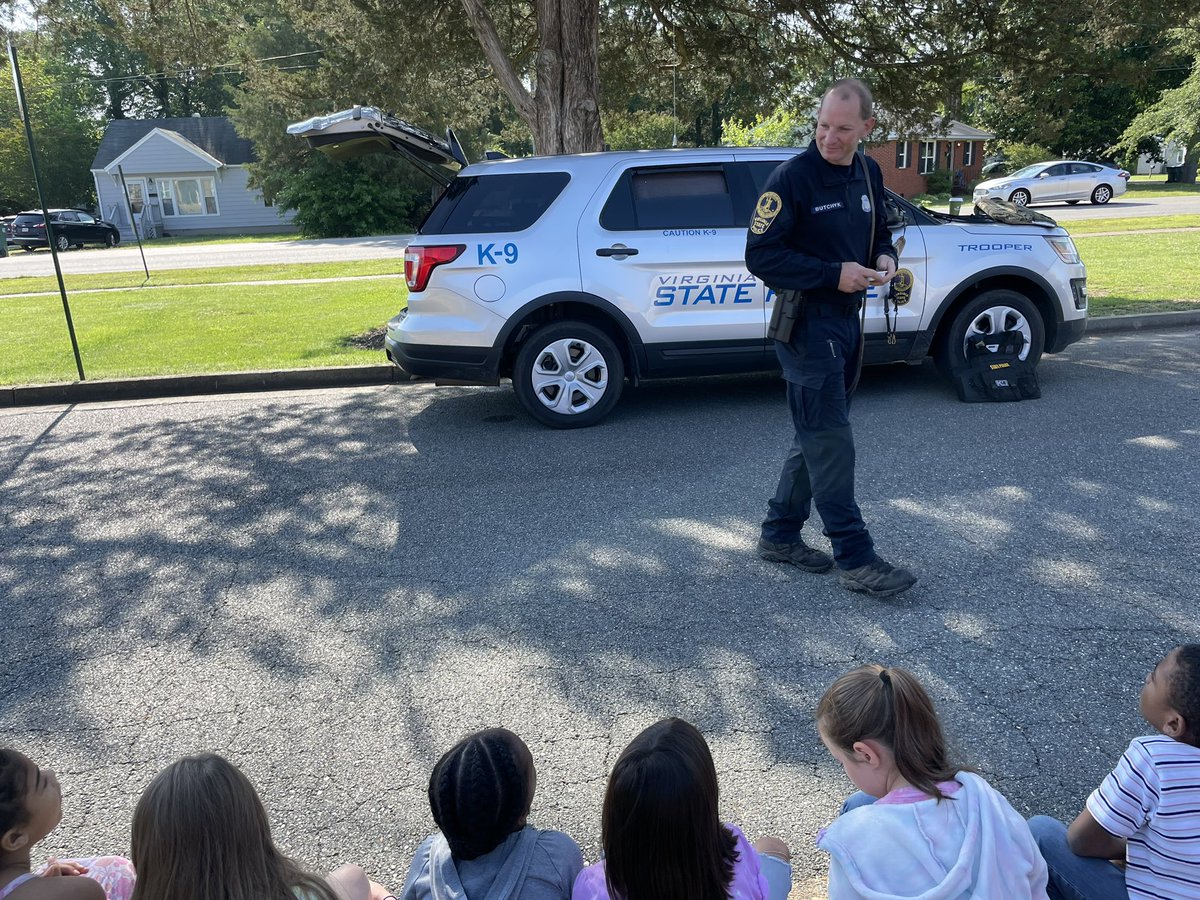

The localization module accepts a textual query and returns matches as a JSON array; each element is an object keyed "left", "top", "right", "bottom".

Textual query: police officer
[{"left": 747, "top": 79, "right": 917, "bottom": 598}]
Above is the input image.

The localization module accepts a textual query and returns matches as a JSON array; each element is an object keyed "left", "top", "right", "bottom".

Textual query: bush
[
  {"left": 924, "top": 168, "right": 953, "bottom": 195},
  {"left": 603, "top": 110, "right": 684, "bottom": 150},
  {"left": 276, "top": 154, "right": 431, "bottom": 238},
  {"left": 721, "top": 110, "right": 811, "bottom": 147},
  {"left": 994, "top": 141, "right": 1055, "bottom": 173}
]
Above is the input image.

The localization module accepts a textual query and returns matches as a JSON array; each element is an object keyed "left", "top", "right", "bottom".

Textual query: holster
[{"left": 767, "top": 288, "right": 804, "bottom": 343}]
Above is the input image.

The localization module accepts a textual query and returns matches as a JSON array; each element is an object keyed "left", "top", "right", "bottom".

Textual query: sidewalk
[{"left": 3, "top": 310, "right": 1199, "bottom": 409}]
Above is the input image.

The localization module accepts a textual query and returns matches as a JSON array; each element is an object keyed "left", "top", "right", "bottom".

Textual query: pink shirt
[{"left": 572, "top": 823, "right": 769, "bottom": 900}]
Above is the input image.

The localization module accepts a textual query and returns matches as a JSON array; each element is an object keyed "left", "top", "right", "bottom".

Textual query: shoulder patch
[{"left": 750, "top": 191, "right": 782, "bottom": 235}]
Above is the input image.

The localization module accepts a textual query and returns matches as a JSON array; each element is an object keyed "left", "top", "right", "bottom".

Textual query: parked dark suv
[{"left": 11, "top": 209, "right": 121, "bottom": 252}]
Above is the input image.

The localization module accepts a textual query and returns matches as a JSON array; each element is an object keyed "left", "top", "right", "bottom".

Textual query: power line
[{"left": 37, "top": 48, "right": 324, "bottom": 91}]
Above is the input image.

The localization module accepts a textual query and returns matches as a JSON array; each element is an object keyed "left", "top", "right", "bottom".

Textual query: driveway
[
  {"left": 1, "top": 327, "right": 1197, "bottom": 892},
  {"left": 0, "top": 233, "right": 414, "bottom": 277}
]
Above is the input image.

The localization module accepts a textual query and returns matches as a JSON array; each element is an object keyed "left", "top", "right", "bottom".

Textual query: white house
[
  {"left": 90, "top": 116, "right": 296, "bottom": 239},
  {"left": 1136, "top": 139, "right": 1187, "bottom": 175}
]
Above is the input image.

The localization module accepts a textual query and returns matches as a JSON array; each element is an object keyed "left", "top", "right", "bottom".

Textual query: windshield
[{"left": 1008, "top": 164, "right": 1047, "bottom": 179}]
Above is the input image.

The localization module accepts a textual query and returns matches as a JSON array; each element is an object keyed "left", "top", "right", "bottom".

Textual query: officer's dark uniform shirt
[{"left": 746, "top": 141, "right": 896, "bottom": 387}]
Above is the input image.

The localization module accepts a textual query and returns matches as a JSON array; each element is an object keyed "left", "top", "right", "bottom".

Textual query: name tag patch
[{"left": 812, "top": 200, "right": 844, "bottom": 214}]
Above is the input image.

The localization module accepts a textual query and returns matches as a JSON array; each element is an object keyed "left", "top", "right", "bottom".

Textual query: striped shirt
[{"left": 1086, "top": 735, "right": 1200, "bottom": 899}]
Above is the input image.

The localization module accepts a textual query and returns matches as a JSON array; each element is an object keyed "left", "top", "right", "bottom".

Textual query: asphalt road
[
  {"left": 2, "top": 327, "right": 1198, "bottom": 893},
  {"left": 0, "top": 233, "right": 414, "bottom": 278},
  {"left": 1, "top": 194, "right": 1196, "bottom": 279}
]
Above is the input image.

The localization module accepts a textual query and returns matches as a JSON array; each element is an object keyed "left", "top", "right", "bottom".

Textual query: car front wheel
[
  {"left": 935, "top": 289, "right": 1045, "bottom": 378},
  {"left": 105, "top": 232, "right": 118, "bottom": 247},
  {"left": 1009, "top": 189, "right": 1031, "bottom": 206},
  {"left": 513, "top": 321, "right": 625, "bottom": 428},
  {"left": 1091, "top": 184, "right": 1113, "bottom": 204}
]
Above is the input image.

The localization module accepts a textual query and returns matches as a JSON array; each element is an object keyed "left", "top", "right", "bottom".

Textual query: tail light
[
  {"left": 404, "top": 244, "right": 465, "bottom": 292},
  {"left": 1119, "top": 170, "right": 1130, "bottom": 180}
]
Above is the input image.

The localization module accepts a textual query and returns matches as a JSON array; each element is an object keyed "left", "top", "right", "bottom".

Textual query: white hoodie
[{"left": 817, "top": 772, "right": 1049, "bottom": 899}]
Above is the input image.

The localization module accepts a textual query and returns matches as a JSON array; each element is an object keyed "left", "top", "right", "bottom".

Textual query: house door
[{"left": 123, "top": 179, "right": 147, "bottom": 220}]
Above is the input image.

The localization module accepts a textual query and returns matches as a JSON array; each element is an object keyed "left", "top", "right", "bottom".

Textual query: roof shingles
[{"left": 91, "top": 116, "right": 255, "bottom": 170}]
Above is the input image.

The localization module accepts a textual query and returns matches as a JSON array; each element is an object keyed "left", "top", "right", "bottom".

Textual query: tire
[
  {"left": 1009, "top": 189, "right": 1031, "bottom": 206},
  {"left": 105, "top": 232, "right": 118, "bottom": 247},
  {"left": 55, "top": 235, "right": 69, "bottom": 252},
  {"left": 1091, "top": 184, "right": 1113, "bottom": 204},
  {"left": 935, "top": 289, "right": 1045, "bottom": 379},
  {"left": 21, "top": 246, "right": 33, "bottom": 253},
  {"left": 513, "top": 321, "right": 625, "bottom": 428},
  {"left": 1066, "top": 200, "right": 1080, "bottom": 205}
]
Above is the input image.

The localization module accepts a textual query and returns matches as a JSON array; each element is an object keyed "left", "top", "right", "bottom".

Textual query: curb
[
  {"left": 3, "top": 311, "right": 1198, "bottom": 409},
  {"left": 1083, "top": 308, "right": 1200, "bottom": 334},
  {"left": 0, "top": 365, "right": 405, "bottom": 409}
]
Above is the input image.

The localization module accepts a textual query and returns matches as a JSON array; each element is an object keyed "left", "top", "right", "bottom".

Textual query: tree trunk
[{"left": 460, "top": 0, "right": 602, "bottom": 154}]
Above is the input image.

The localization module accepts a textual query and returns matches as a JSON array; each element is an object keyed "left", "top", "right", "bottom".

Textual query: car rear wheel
[
  {"left": 1009, "top": 189, "right": 1031, "bottom": 206},
  {"left": 513, "top": 321, "right": 625, "bottom": 428},
  {"left": 55, "top": 235, "right": 70, "bottom": 252},
  {"left": 104, "top": 232, "right": 118, "bottom": 247},
  {"left": 935, "top": 289, "right": 1045, "bottom": 378},
  {"left": 1091, "top": 184, "right": 1113, "bottom": 204}
]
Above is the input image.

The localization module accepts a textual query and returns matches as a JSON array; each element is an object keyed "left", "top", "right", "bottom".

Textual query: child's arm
[{"left": 1066, "top": 808, "right": 1128, "bottom": 860}]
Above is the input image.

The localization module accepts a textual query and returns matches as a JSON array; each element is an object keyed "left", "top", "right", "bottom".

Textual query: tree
[
  {"left": 0, "top": 40, "right": 101, "bottom": 212},
  {"left": 1118, "top": 28, "right": 1199, "bottom": 183}
]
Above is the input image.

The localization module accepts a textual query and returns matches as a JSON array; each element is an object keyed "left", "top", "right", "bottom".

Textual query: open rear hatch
[{"left": 287, "top": 106, "right": 467, "bottom": 187}]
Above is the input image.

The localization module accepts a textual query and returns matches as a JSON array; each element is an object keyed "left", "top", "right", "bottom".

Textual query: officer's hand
[
  {"left": 875, "top": 255, "right": 897, "bottom": 282},
  {"left": 838, "top": 262, "right": 883, "bottom": 293}
]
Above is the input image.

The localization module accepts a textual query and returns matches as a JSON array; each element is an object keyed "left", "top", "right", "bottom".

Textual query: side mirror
[{"left": 1038, "top": 172, "right": 1049, "bottom": 179}]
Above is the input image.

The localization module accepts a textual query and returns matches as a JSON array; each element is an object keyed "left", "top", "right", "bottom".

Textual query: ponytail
[{"left": 817, "top": 665, "right": 960, "bottom": 800}]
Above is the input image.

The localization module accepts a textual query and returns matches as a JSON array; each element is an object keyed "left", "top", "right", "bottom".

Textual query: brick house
[{"left": 866, "top": 120, "right": 994, "bottom": 198}]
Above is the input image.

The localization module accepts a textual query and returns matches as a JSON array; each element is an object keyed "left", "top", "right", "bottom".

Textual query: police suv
[{"left": 289, "top": 107, "right": 1088, "bottom": 428}]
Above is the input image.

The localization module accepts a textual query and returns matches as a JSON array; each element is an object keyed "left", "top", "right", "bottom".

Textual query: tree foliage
[
  {"left": 0, "top": 42, "right": 101, "bottom": 212},
  {"left": 1118, "top": 28, "right": 1199, "bottom": 181},
  {"left": 274, "top": 153, "right": 430, "bottom": 236}
]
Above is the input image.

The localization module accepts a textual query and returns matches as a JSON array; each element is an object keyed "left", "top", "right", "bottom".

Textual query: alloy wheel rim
[
  {"left": 529, "top": 338, "right": 609, "bottom": 414},
  {"left": 963, "top": 305, "right": 1032, "bottom": 361}
]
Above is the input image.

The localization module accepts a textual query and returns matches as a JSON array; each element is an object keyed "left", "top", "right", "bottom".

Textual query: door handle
[{"left": 596, "top": 246, "right": 639, "bottom": 257}]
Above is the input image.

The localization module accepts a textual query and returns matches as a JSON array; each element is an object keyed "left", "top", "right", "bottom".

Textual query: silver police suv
[{"left": 290, "top": 107, "right": 1088, "bottom": 428}]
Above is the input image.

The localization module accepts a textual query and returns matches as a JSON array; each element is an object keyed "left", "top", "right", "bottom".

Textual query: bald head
[{"left": 821, "top": 79, "right": 874, "bottom": 122}]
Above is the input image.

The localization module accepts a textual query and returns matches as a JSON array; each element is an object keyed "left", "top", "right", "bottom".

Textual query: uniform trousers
[{"left": 761, "top": 307, "right": 875, "bottom": 570}]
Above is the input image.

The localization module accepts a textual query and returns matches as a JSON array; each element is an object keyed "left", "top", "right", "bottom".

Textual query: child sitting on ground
[
  {"left": 816, "top": 665, "right": 1049, "bottom": 898},
  {"left": 1029, "top": 643, "right": 1200, "bottom": 900},
  {"left": 572, "top": 717, "right": 792, "bottom": 900},
  {"left": 129, "top": 752, "right": 391, "bottom": 900},
  {"left": 398, "top": 727, "right": 582, "bottom": 900},
  {"left": 0, "top": 748, "right": 134, "bottom": 900}
]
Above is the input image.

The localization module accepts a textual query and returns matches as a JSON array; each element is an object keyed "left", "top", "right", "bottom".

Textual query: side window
[
  {"left": 1046, "top": 164, "right": 1070, "bottom": 177},
  {"left": 76, "top": 212, "right": 95, "bottom": 224},
  {"left": 56, "top": 211, "right": 78, "bottom": 222},
  {"left": 422, "top": 172, "right": 570, "bottom": 234},
  {"left": 601, "top": 166, "right": 735, "bottom": 231},
  {"left": 1072, "top": 163, "right": 1099, "bottom": 175}
]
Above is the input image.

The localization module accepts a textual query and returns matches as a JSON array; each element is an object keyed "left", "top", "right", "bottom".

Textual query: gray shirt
[{"left": 398, "top": 825, "right": 583, "bottom": 900}]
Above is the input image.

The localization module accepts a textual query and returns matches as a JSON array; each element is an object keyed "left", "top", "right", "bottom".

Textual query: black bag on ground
[{"left": 952, "top": 330, "right": 1041, "bottom": 402}]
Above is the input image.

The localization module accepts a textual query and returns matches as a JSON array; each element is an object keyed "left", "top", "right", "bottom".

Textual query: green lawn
[
  {"left": 0, "top": 278, "right": 408, "bottom": 386},
  {"left": 0, "top": 259, "right": 404, "bottom": 296},
  {"left": 1079, "top": 231, "right": 1200, "bottom": 315},
  {"left": 1063, "top": 215, "right": 1200, "bottom": 235},
  {"left": 1124, "top": 177, "right": 1199, "bottom": 198}
]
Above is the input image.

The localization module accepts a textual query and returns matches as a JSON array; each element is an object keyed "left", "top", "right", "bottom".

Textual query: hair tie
[{"left": 879, "top": 669, "right": 892, "bottom": 687}]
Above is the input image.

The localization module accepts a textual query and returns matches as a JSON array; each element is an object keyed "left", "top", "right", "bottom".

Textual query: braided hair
[
  {"left": 428, "top": 729, "right": 532, "bottom": 860},
  {"left": 1170, "top": 644, "right": 1200, "bottom": 746},
  {"left": 0, "top": 749, "right": 31, "bottom": 835}
]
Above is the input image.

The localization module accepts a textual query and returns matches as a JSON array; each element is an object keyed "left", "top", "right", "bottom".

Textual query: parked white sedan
[{"left": 973, "top": 161, "right": 1129, "bottom": 207}]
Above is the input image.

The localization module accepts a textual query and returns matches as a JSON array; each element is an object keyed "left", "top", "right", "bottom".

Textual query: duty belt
[{"left": 802, "top": 299, "right": 861, "bottom": 319}]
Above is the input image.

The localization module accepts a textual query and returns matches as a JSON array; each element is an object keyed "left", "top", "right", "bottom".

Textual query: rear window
[
  {"left": 13, "top": 214, "right": 43, "bottom": 225},
  {"left": 601, "top": 166, "right": 736, "bottom": 230},
  {"left": 421, "top": 172, "right": 570, "bottom": 234}
]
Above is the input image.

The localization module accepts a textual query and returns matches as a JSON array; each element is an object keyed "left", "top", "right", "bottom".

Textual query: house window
[
  {"left": 159, "top": 177, "right": 219, "bottom": 216},
  {"left": 895, "top": 141, "right": 910, "bottom": 169},
  {"left": 919, "top": 141, "right": 937, "bottom": 174},
  {"left": 962, "top": 142, "right": 976, "bottom": 166}
]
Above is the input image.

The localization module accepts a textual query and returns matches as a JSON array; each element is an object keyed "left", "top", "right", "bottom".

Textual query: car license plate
[{"left": 19, "top": 227, "right": 29, "bottom": 233}]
